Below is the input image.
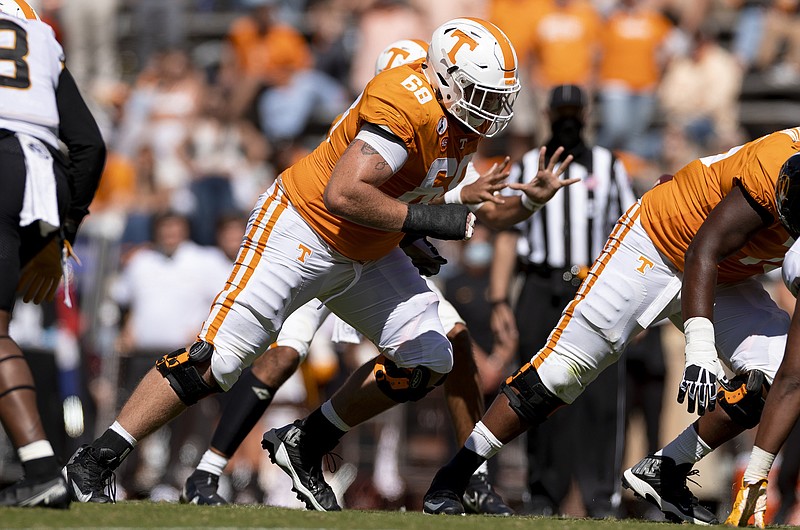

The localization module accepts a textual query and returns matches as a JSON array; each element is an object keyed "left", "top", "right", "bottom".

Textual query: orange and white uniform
[
  {"left": 283, "top": 61, "right": 480, "bottom": 261},
  {"left": 528, "top": 129, "right": 799, "bottom": 404},
  {"left": 197, "top": 62, "right": 481, "bottom": 390}
]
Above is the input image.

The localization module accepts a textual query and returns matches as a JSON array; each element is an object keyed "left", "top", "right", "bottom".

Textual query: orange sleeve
[{"left": 357, "top": 74, "right": 428, "bottom": 152}]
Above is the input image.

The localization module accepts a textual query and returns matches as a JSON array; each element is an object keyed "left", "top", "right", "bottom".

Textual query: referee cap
[{"left": 548, "top": 84, "right": 587, "bottom": 110}]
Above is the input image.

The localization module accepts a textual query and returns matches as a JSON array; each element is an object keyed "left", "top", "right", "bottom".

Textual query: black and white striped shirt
[{"left": 507, "top": 146, "right": 637, "bottom": 269}]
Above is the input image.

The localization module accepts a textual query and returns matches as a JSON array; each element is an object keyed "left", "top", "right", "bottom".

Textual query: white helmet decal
[{"left": 375, "top": 39, "right": 429, "bottom": 75}]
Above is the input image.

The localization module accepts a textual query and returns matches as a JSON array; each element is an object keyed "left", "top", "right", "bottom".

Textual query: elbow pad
[{"left": 402, "top": 203, "right": 475, "bottom": 241}]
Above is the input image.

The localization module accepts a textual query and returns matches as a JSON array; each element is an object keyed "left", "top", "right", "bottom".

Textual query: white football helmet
[
  {"left": 426, "top": 17, "right": 520, "bottom": 137},
  {"left": 0, "top": 0, "right": 38, "bottom": 19},
  {"left": 374, "top": 39, "right": 429, "bottom": 75}
]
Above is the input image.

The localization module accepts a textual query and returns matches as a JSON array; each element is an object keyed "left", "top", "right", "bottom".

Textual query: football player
[
  {"left": 64, "top": 17, "right": 572, "bottom": 511},
  {"left": 725, "top": 155, "right": 800, "bottom": 528},
  {"left": 179, "top": 35, "right": 559, "bottom": 514},
  {"left": 0, "top": 0, "right": 106, "bottom": 509},
  {"left": 423, "top": 127, "right": 800, "bottom": 524}
]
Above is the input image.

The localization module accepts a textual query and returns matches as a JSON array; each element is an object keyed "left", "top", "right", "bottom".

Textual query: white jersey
[
  {"left": 0, "top": 15, "right": 63, "bottom": 148},
  {"left": 782, "top": 238, "right": 800, "bottom": 297}
]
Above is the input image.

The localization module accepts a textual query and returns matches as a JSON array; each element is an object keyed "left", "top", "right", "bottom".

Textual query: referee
[{"left": 489, "top": 84, "right": 636, "bottom": 517}]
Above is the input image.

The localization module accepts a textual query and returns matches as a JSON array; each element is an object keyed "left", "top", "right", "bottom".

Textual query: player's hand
[
  {"left": 678, "top": 317, "right": 725, "bottom": 415},
  {"left": 508, "top": 146, "right": 578, "bottom": 206},
  {"left": 725, "top": 479, "right": 768, "bottom": 528},
  {"left": 491, "top": 300, "right": 518, "bottom": 347},
  {"left": 461, "top": 157, "right": 511, "bottom": 205},
  {"left": 17, "top": 238, "right": 63, "bottom": 304},
  {"left": 400, "top": 235, "right": 447, "bottom": 276}
]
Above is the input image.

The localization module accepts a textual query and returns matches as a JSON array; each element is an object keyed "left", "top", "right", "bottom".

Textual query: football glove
[
  {"left": 725, "top": 479, "right": 767, "bottom": 528},
  {"left": 17, "top": 238, "right": 63, "bottom": 304},
  {"left": 400, "top": 234, "right": 447, "bottom": 276},
  {"left": 678, "top": 317, "right": 725, "bottom": 415}
]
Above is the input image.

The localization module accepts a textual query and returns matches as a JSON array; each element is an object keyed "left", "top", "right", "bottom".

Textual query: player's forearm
[
  {"left": 324, "top": 179, "right": 408, "bottom": 231},
  {"left": 489, "top": 231, "right": 517, "bottom": 301},
  {"left": 475, "top": 196, "right": 536, "bottom": 230},
  {"left": 681, "top": 244, "right": 718, "bottom": 321}
]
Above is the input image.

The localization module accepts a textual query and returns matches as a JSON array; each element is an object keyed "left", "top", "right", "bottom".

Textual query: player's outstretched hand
[
  {"left": 508, "top": 146, "right": 578, "bottom": 206},
  {"left": 461, "top": 157, "right": 511, "bottom": 205}
]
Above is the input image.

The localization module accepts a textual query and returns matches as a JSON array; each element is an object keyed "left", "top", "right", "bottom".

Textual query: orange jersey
[
  {"left": 531, "top": 0, "right": 600, "bottom": 87},
  {"left": 599, "top": 10, "right": 672, "bottom": 91},
  {"left": 282, "top": 62, "right": 481, "bottom": 261},
  {"left": 228, "top": 19, "right": 311, "bottom": 80},
  {"left": 641, "top": 128, "right": 800, "bottom": 282},
  {"left": 489, "top": 0, "right": 552, "bottom": 61}
]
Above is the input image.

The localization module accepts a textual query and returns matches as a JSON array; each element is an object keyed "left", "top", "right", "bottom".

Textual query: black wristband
[
  {"left": 401, "top": 203, "right": 470, "bottom": 241},
  {"left": 399, "top": 233, "right": 421, "bottom": 248},
  {"left": 62, "top": 217, "right": 80, "bottom": 246}
]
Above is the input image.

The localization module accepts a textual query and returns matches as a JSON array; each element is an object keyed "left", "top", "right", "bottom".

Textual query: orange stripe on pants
[
  {"left": 203, "top": 188, "right": 288, "bottom": 342},
  {"left": 532, "top": 204, "right": 641, "bottom": 369}
]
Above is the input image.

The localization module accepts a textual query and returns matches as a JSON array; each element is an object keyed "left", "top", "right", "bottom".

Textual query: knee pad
[
  {"left": 500, "top": 362, "right": 566, "bottom": 425},
  {"left": 373, "top": 355, "right": 443, "bottom": 403},
  {"left": 156, "top": 341, "right": 221, "bottom": 406},
  {"left": 717, "top": 370, "right": 769, "bottom": 429}
]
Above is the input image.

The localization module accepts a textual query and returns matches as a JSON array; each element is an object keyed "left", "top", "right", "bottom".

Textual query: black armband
[{"left": 402, "top": 203, "right": 471, "bottom": 241}]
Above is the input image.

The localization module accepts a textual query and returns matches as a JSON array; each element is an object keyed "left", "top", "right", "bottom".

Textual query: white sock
[
  {"left": 743, "top": 446, "right": 776, "bottom": 484},
  {"left": 473, "top": 461, "right": 489, "bottom": 476},
  {"left": 321, "top": 400, "right": 351, "bottom": 432},
  {"left": 196, "top": 449, "right": 229, "bottom": 476},
  {"left": 464, "top": 421, "right": 504, "bottom": 459},
  {"left": 656, "top": 425, "right": 712, "bottom": 465},
  {"left": 110, "top": 421, "right": 137, "bottom": 447},
  {"left": 18, "top": 440, "right": 54, "bottom": 462}
]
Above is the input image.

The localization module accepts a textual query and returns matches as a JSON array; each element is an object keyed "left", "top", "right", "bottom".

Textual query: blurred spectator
[
  {"left": 132, "top": 0, "right": 188, "bottom": 69},
  {"left": 228, "top": 0, "right": 347, "bottom": 154},
  {"left": 489, "top": 0, "right": 551, "bottom": 157},
  {"left": 596, "top": 0, "right": 674, "bottom": 154},
  {"left": 413, "top": 0, "right": 487, "bottom": 30},
  {"left": 60, "top": 0, "right": 120, "bottom": 94},
  {"left": 348, "top": 0, "right": 428, "bottom": 93},
  {"left": 755, "top": 0, "right": 800, "bottom": 85},
  {"left": 115, "top": 49, "right": 205, "bottom": 217},
  {"left": 528, "top": 0, "right": 600, "bottom": 143},
  {"left": 658, "top": 30, "right": 743, "bottom": 152},
  {"left": 305, "top": 0, "right": 356, "bottom": 89},
  {"left": 109, "top": 212, "right": 231, "bottom": 497},
  {"left": 726, "top": 0, "right": 769, "bottom": 71},
  {"left": 180, "top": 86, "right": 271, "bottom": 245}
]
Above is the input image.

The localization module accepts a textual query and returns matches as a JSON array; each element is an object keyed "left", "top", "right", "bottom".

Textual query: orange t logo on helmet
[{"left": 446, "top": 29, "right": 478, "bottom": 64}]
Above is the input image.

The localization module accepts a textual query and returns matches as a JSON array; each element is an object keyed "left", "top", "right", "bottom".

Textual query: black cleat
[
  {"left": 62, "top": 445, "right": 118, "bottom": 503},
  {"left": 262, "top": 420, "right": 340, "bottom": 511},
  {"left": 462, "top": 472, "right": 513, "bottom": 515},
  {"left": 622, "top": 455, "right": 718, "bottom": 525},
  {"left": 180, "top": 470, "right": 227, "bottom": 505},
  {"left": 423, "top": 488, "right": 466, "bottom": 515},
  {"left": 0, "top": 475, "right": 70, "bottom": 508}
]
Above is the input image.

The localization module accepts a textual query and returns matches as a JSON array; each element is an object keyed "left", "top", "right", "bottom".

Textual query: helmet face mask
[
  {"left": 776, "top": 153, "right": 800, "bottom": 239},
  {"left": 427, "top": 18, "right": 520, "bottom": 138},
  {"left": 0, "top": 0, "right": 39, "bottom": 20}
]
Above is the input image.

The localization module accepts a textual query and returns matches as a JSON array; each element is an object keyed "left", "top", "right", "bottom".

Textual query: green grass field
[{"left": 0, "top": 503, "right": 790, "bottom": 530}]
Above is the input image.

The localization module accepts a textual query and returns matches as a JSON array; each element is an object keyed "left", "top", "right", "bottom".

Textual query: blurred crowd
[{"left": 2, "top": 0, "right": 800, "bottom": 521}]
